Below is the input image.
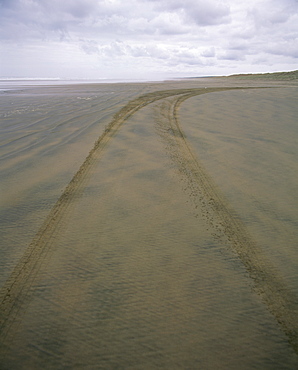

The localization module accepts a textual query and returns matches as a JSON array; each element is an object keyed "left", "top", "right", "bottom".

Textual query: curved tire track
[
  {"left": 3, "top": 86, "right": 296, "bottom": 358},
  {"left": 0, "top": 87, "right": 236, "bottom": 343},
  {"left": 155, "top": 91, "right": 298, "bottom": 354}
]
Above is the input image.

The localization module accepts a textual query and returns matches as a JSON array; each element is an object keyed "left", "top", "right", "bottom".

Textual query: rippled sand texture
[{"left": 0, "top": 79, "right": 298, "bottom": 369}]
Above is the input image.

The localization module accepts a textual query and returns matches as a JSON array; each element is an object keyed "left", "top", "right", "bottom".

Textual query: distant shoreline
[{"left": 1, "top": 70, "right": 297, "bottom": 85}]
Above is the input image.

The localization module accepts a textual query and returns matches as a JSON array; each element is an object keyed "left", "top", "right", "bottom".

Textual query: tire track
[
  {"left": 155, "top": 91, "right": 298, "bottom": 354},
  {"left": 5, "top": 85, "right": 291, "bottom": 356},
  {"left": 0, "top": 87, "right": 236, "bottom": 346}
]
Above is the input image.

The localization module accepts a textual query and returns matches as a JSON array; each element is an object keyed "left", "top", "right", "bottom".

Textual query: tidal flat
[{"left": 0, "top": 77, "right": 298, "bottom": 369}]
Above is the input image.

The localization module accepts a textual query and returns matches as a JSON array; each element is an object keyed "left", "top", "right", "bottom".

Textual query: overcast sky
[{"left": 0, "top": 0, "right": 297, "bottom": 80}]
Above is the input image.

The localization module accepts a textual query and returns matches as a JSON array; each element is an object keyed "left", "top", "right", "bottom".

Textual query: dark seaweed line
[
  {"left": 0, "top": 87, "right": 230, "bottom": 346},
  {"left": 158, "top": 91, "right": 298, "bottom": 354}
]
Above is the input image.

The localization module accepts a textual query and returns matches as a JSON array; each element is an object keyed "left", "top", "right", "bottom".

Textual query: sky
[{"left": 0, "top": 0, "right": 297, "bottom": 80}]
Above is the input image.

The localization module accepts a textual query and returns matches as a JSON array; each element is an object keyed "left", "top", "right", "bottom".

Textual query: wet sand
[{"left": 0, "top": 78, "right": 298, "bottom": 368}]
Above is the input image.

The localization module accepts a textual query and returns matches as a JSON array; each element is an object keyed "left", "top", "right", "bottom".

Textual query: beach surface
[{"left": 0, "top": 77, "right": 298, "bottom": 368}]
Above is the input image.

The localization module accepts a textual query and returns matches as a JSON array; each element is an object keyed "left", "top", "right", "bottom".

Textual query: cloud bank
[{"left": 0, "top": 0, "right": 297, "bottom": 79}]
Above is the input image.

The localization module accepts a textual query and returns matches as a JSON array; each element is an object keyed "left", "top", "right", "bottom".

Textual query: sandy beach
[{"left": 0, "top": 77, "right": 298, "bottom": 368}]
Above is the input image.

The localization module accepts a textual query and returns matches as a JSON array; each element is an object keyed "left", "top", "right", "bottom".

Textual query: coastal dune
[{"left": 0, "top": 78, "right": 297, "bottom": 368}]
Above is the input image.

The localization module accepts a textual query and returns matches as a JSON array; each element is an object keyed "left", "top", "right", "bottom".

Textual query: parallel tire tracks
[
  {"left": 1, "top": 86, "right": 297, "bottom": 356},
  {"left": 0, "top": 88, "right": 224, "bottom": 342}
]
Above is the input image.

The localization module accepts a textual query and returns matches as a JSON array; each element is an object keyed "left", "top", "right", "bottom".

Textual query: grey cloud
[
  {"left": 101, "top": 41, "right": 128, "bottom": 58},
  {"left": 0, "top": 0, "right": 111, "bottom": 38},
  {"left": 130, "top": 44, "right": 170, "bottom": 59},
  {"left": 79, "top": 38, "right": 205, "bottom": 68},
  {"left": 147, "top": 0, "right": 230, "bottom": 26},
  {"left": 1, "top": 0, "right": 297, "bottom": 79},
  {"left": 0, "top": 0, "right": 18, "bottom": 8},
  {"left": 185, "top": 1, "right": 230, "bottom": 26},
  {"left": 0, "top": 0, "right": 229, "bottom": 44},
  {"left": 249, "top": 0, "right": 298, "bottom": 28},
  {"left": 81, "top": 39, "right": 172, "bottom": 61},
  {"left": 176, "top": 55, "right": 203, "bottom": 66},
  {"left": 128, "top": 45, "right": 151, "bottom": 58},
  {"left": 80, "top": 39, "right": 99, "bottom": 54},
  {"left": 201, "top": 47, "right": 216, "bottom": 58},
  {"left": 266, "top": 40, "right": 298, "bottom": 58},
  {"left": 228, "top": 41, "right": 251, "bottom": 52},
  {"left": 59, "top": 0, "right": 98, "bottom": 19},
  {"left": 149, "top": 12, "right": 190, "bottom": 35},
  {"left": 218, "top": 50, "right": 246, "bottom": 61}
]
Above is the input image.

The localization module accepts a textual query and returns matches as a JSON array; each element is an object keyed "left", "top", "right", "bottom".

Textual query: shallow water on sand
[
  {"left": 0, "top": 83, "right": 148, "bottom": 285},
  {"left": 0, "top": 82, "right": 298, "bottom": 368}
]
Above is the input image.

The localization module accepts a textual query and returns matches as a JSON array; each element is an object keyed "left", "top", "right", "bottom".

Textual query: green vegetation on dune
[{"left": 228, "top": 70, "right": 298, "bottom": 80}]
